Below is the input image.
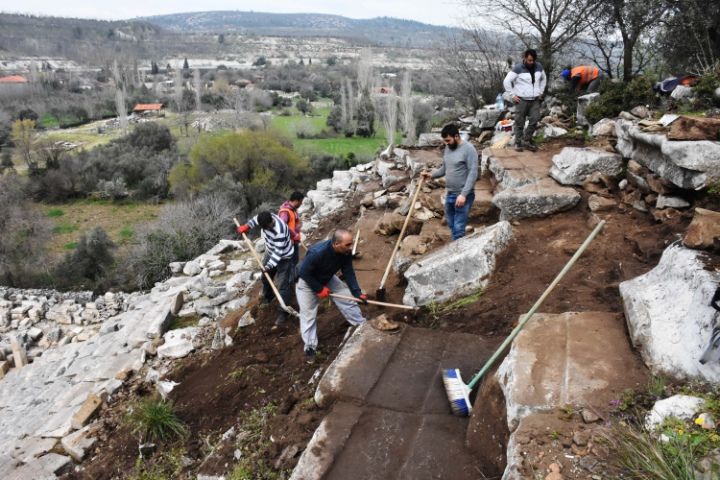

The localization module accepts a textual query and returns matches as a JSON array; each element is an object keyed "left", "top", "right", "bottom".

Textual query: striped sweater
[{"left": 247, "top": 213, "right": 294, "bottom": 269}]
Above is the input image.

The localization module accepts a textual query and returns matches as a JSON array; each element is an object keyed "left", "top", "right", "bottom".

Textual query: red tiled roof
[
  {"left": 132, "top": 103, "right": 163, "bottom": 111},
  {"left": 0, "top": 75, "right": 28, "bottom": 84}
]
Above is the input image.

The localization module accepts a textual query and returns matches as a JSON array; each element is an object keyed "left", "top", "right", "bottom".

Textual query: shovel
[
  {"left": 376, "top": 176, "right": 424, "bottom": 301},
  {"left": 233, "top": 218, "right": 299, "bottom": 318}
]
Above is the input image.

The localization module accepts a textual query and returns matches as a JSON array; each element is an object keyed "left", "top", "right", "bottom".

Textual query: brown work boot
[
  {"left": 514, "top": 141, "right": 524, "bottom": 152},
  {"left": 525, "top": 141, "right": 538, "bottom": 152}
]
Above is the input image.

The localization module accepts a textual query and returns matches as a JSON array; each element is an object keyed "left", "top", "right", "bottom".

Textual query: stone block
[
  {"left": 61, "top": 425, "right": 97, "bottom": 462},
  {"left": 71, "top": 393, "right": 103, "bottom": 430},
  {"left": 403, "top": 222, "right": 512, "bottom": 307},
  {"left": 620, "top": 244, "right": 720, "bottom": 382},
  {"left": 549, "top": 147, "right": 623, "bottom": 185}
]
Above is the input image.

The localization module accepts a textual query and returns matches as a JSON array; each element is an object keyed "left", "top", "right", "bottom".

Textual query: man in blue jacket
[
  {"left": 296, "top": 229, "right": 368, "bottom": 364},
  {"left": 503, "top": 49, "right": 547, "bottom": 152}
]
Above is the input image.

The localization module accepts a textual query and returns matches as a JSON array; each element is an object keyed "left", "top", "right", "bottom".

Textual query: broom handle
[
  {"left": 467, "top": 220, "right": 606, "bottom": 390},
  {"left": 379, "top": 176, "right": 424, "bottom": 290},
  {"left": 329, "top": 293, "right": 417, "bottom": 310},
  {"left": 352, "top": 229, "right": 361, "bottom": 255},
  {"left": 233, "top": 218, "right": 290, "bottom": 311}
]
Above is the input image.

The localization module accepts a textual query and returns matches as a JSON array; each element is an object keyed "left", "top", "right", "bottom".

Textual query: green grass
[
  {"left": 294, "top": 137, "right": 384, "bottom": 157},
  {"left": 47, "top": 208, "right": 65, "bottom": 218},
  {"left": 119, "top": 226, "right": 134, "bottom": 240},
  {"left": 63, "top": 242, "right": 77, "bottom": 250},
  {"left": 124, "top": 396, "right": 188, "bottom": 443},
  {"left": 53, "top": 223, "right": 78, "bottom": 235}
]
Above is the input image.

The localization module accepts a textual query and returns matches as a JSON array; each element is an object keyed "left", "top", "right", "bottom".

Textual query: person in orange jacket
[{"left": 561, "top": 66, "right": 605, "bottom": 93}]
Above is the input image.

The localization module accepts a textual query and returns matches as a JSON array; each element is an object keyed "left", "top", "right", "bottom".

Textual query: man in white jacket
[{"left": 503, "top": 49, "right": 547, "bottom": 152}]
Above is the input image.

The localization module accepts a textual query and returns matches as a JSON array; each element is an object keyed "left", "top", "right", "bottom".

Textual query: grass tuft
[
  {"left": 124, "top": 396, "right": 188, "bottom": 443},
  {"left": 47, "top": 208, "right": 65, "bottom": 218},
  {"left": 53, "top": 223, "right": 78, "bottom": 234}
]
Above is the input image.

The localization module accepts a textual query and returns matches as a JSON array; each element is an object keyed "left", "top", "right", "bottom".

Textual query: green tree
[
  {"left": 218, "top": 33, "right": 225, "bottom": 44},
  {"left": 56, "top": 227, "right": 116, "bottom": 289},
  {"left": 356, "top": 89, "right": 375, "bottom": 137},
  {"left": 296, "top": 98, "right": 313, "bottom": 115},
  {"left": 150, "top": 61, "right": 159, "bottom": 75},
  {"left": 182, "top": 57, "right": 189, "bottom": 70},
  {"left": 169, "top": 131, "right": 310, "bottom": 197}
]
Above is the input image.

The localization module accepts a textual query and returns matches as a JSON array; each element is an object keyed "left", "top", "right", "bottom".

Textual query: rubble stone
[{"left": 683, "top": 208, "right": 720, "bottom": 249}]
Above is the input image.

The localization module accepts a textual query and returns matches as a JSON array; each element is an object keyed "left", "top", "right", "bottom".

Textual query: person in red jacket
[
  {"left": 278, "top": 191, "right": 305, "bottom": 275},
  {"left": 561, "top": 66, "right": 605, "bottom": 93}
]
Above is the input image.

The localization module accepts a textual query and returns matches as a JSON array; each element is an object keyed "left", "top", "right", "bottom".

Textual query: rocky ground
[{"left": 1, "top": 103, "right": 719, "bottom": 479}]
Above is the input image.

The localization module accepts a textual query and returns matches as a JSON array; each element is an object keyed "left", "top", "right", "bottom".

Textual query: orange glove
[
  {"left": 317, "top": 286, "right": 330, "bottom": 299},
  {"left": 237, "top": 224, "right": 250, "bottom": 235}
]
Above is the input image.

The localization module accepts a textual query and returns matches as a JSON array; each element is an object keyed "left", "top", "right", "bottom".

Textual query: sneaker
[
  {"left": 304, "top": 348, "right": 316, "bottom": 364},
  {"left": 525, "top": 142, "right": 538, "bottom": 152},
  {"left": 514, "top": 142, "right": 524, "bottom": 152}
]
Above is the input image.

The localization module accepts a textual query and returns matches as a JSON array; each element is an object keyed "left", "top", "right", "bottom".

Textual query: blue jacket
[{"left": 299, "top": 240, "right": 361, "bottom": 296}]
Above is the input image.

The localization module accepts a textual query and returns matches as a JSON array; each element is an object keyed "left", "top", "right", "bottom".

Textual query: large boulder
[
  {"left": 549, "top": 147, "right": 623, "bottom": 185},
  {"left": 373, "top": 212, "right": 422, "bottom": 237},
  {"left": 402, "top": 221, "right": 512, "bottom": 306},
  {"left": 619, "top": 244, "right": 720, "bottom": 382},
  {"left": 492, "top": 179, "right": 581, "bottom": 220},
  {"left": 417, "top": 133, "right": 443, "bottom": 147},
  {"left": 615, "top": 119, "right": 720, "bottom": 189}
]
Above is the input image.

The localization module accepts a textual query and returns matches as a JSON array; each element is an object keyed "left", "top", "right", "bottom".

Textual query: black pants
[{"left": 262, "top": 256, "right": 294, "bottom": 316}]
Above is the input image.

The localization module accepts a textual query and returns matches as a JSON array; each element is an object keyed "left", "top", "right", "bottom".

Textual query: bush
[
  {"left": 693, "top": 73, "right": 720, "bottom": 108},
  {"left": 125, "top": 123, "right": 175, "bottom": 153},
  {"left": 0, "top": 173, "right": 51, "bottom": 286},
  {"left": 54, "top": 226, "right": 115, "bottom": 290},
  {"left": 127, "top": 194, "right": 239, "bottom": 289},
  {"left": 585, "top": 77, "right": 657, "bottom": 124},
  {"left": 124, "top": 396, "right": 188, "bottom": 443},
  {"left": 169, "top": 131, "right": 310, "bottom": 202}
]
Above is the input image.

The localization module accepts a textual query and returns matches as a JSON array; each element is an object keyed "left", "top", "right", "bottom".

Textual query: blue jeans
[{"left": 445, "top": 191, "right": 475, "bottom": 240}]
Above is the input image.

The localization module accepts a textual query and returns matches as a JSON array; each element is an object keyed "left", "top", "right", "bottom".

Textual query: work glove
[
  {"left": 292, "top": 232, "right": 301, "bottom": 242},
  {"left": 357, "top": 293, "right": 369, "bottom": 305},
  {"left": 237, "top": 224, "right": 250, "bottom": 235},
  {"left": 317, "top": 286, "right": 330, "bottom": 299}
]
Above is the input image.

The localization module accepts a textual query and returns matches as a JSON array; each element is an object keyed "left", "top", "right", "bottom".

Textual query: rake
[
  {"left": 233, "top": 218, "right": 300, "bottom": 318},
  {"left": 442, "top": 220, "right": 606, "bottom": 416}
]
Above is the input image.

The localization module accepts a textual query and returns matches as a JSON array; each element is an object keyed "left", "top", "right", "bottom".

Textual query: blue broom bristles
[{"left": 442, "top": 368, "right": 472, "bottom": 417}]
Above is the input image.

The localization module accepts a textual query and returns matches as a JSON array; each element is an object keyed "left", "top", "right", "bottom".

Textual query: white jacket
[{"left": 503, "top": 61, "right": 546, "bottom": 100}]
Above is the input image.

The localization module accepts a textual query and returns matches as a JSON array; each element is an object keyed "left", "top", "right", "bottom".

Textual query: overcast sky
[{"left": 3, "top": 1, "right": 466, "bottom": 27}]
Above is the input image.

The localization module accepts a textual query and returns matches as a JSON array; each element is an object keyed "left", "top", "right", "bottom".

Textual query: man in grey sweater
[{"left": 422, "top": 124, "right": 478, "bottom": 240}]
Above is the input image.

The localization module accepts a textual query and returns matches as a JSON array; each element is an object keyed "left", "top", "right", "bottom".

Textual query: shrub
[
  {"left": 125, "top": 123, "right": 175, "bottom": 153},
  {"left": 127, "top": 194, "right": 238, "bottom": 289},
  {"left": 96, "top": 177, "right": 129, "bottom": 200},
  {"left": 124, "top": 396, "right": 188, "bottom": 443},
  {"left": 693, "top": 74, "right": 720, "bottom": 108},
  {"left": 585, "top": 77, "right": 657, "bottom": 124},
  {"left": 54, "top": 226, "right": 115, "bottom": 290}
]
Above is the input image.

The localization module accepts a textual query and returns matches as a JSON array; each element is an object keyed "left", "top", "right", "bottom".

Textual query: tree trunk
[
  {"left": 622, "top": 34, "right": 635, "bottom": 81},
  {"left": 540, "top": 39, "right": 554, "bottom": 93}
]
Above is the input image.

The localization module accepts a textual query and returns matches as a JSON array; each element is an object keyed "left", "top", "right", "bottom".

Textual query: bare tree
[
  {"left": 466, "top": 0, "right": 600, "bottom": 78},
  {"left": 436, "top": 26, "right": 511, "bottom": 110},
  {"left": 112, "top": 60, "right": 128, "bottom": 134},
  {"left": 174, "top": 67, "right": 184, "bottom": 113},
  {"left": 399, "top": 71, "right": 416, "bottom": 145},
  {"left": 379, "top": 93, "right": 398, "bottom": 157},
  {"left": 193, "top": 69, "right": 202, "bottom": 112},
  {"left": 602, "top": 0, "right": 671, "bottom": 80},
  {"left": 357, "top": 48, "right": 374, "bottom": 94}
]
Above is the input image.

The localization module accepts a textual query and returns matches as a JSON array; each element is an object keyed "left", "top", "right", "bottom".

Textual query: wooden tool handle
[
  {"left": 379, "top": 176, "right": 425, "bottom": 290},
  {"left": 233, "top": 217, "right": 289, "bottom": 311},
  {"left": 329, "top": 293, "right": 417, "bottom": 311}
]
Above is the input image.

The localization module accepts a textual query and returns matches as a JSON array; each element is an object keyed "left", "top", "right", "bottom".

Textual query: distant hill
[{"left": 139, "top": 11, "right": 459, "bottom": 48}]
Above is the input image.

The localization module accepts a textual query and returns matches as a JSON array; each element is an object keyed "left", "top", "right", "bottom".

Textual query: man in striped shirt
[{"left": 237, "top": 211, "right": 295, "bottom": 326}]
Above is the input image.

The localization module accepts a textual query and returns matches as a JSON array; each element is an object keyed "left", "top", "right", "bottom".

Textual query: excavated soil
[{"left": 68, "top": 148, "right": 692, "bottom": 479}]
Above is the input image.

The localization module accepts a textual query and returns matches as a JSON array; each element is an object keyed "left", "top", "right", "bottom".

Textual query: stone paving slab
[
  {"left": 295, "top": 324, "right": 498, "bottom": 480},
  {"left": 486, "top": 148, "right": 554, "bottom": 189}
]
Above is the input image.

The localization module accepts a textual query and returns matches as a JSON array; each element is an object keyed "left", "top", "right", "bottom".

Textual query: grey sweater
[{"left": 431, "top": 142, "right": 478, "bottom": 197}]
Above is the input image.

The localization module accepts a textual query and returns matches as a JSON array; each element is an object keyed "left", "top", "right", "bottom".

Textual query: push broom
[{"left": 442, "top": 220, "right": 606, "bottom": 417}]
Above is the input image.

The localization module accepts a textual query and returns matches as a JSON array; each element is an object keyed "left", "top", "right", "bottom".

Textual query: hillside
[{"left": 139, "top": 11, "right": 459, "bottom": 47}]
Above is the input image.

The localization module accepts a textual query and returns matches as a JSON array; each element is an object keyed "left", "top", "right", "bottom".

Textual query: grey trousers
[
  {"left": 514, "top": 98, "right": 542, "bottom": 144},
  {"left": 296, "top": 276, "right": 366, "bottom": 350}
]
